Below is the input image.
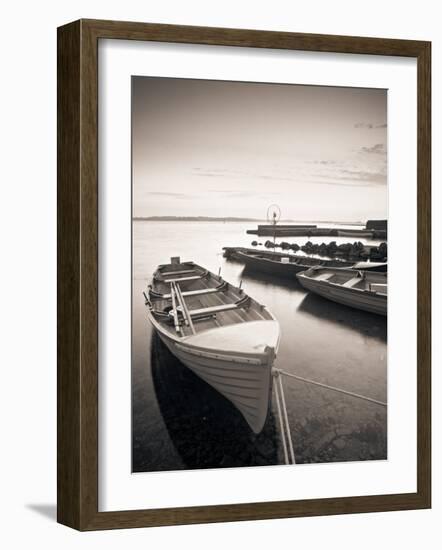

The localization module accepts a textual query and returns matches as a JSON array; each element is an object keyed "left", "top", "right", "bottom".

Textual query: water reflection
[
  {"left": 241, "top": 266, "right": 304, "bottom": 291},
  {"left": 297, "top": 293, "right": 387, "bottom": 343},
  {"left": 150, "top": 333, "right": 280, "bottom": 470},
  {"left": 132, "top": 222, "right": 387, "bottom": 472}
]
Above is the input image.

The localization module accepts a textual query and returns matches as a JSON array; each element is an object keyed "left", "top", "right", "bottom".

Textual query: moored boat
[
  {"left": 235, "top": 249, "right": 356, "bottom": 277},
  {"left": 224, "top": 247, "right": 387, "bottom": 275},
  {"left": 296, "top": 267, "right": 387, "bottom": 316},
  {"left": 145, "top": 257, "right": 280, "bottom": 434},
  {"left": 224, "top": 247, "right": 354, "bottom": 278}
]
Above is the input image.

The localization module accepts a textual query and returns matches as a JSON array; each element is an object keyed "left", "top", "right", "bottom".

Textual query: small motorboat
[
  {"left": 145, "top": 257, "right": 280, "bottom": 434},
  {"left": 296, "top": 267, "right": 387, "bottom": 316}
]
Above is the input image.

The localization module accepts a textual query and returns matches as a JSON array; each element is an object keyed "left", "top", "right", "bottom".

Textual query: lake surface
[{"left": 132, "top": 221, "right": 387, "bottom": 472}]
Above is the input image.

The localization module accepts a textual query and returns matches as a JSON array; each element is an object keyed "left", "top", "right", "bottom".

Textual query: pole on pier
[{"left": 266, "top": 204, "right": 281, "bottom": 251}]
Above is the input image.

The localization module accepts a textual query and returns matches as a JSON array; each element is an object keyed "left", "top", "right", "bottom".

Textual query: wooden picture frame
[{"left": 57, "top": 19, "right": 431, "bottom": 530}]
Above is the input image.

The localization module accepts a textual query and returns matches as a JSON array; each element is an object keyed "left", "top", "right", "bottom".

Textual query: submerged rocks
[
  {"left": 293, "top": 416, "right": 387, "bottom": 464},
  {"left": 334, "top": 438, "right": 346, "bottom": 450},
  {"left": 299, "top": 240, "right": 388, "bottom": 261}
]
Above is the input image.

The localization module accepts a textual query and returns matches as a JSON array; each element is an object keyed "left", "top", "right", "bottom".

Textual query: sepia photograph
[{"left": 132, "top": 76, "right": 388, "bottom": 472}]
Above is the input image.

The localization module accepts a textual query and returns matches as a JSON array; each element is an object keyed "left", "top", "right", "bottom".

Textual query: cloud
[
  {"left": 192, "top": 168, "right": 244, "bottom": 178},
  {"left": 307, "top": 160, "right": 337, "bottom": 166},
  {"left": 360, "top": 143, "right": 387, "bottom": 155},
  {"left": 310, "top": 160, "right": 387, "bottom": 187},
  {"left": 145, "top": 191, "right": 192, "bottom": 199},
  {"left": 309, "top": 179, "right": 380, "bottom": 188},
  {"left": 191, "top": 156, "right": 388, "bottom": 191},
  {"left": 338, "top": 168, "right": 386, "bottom": 184},
  {"left": 354, "top": 122, "right": 387, "bottom": 130},
  {"left": 192, "top": 167, "right": 295, "bottom": 184},
  {"left": 208, "top": 189, "right": 253, "bottom": 198},
  {"left": 194, "top": 171, "right": 225, "bottom": 178}
]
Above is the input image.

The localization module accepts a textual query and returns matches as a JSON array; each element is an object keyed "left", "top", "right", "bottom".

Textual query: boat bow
[
  {"left": 182, "top": 320, "right": 280, "bottom": 359},
  {"left": 169, "top": 320, "right": 280, "bottom": 434}
]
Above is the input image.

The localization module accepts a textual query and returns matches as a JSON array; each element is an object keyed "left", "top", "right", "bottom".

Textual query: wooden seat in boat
[
  {"left": 163, "top": 274, "right": 203, "bottom": 283},
  {"left": 369, "top": 283, "right": 388, "bottom": 295},
  {"left": 160, "top": 286, "right": 225, "bottom": 299},
  {"left": 163, "top": 268, "right": 196, "bottom": 276},
  {"left": 315, "top": 272, "right": 333, "bottom": 281},
  {"left": 188, "top": 303, "right": 241, "bottom": 317},
  {"left": 342, "top": 276, "right": 363, "bottom": 288}
]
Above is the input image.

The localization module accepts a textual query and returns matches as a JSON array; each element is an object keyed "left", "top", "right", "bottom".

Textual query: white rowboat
[
  {"left": 296, "top": 267, "right": 387, "bottom": 316},
  {"left": 145, "top": 257, "right": 280, "bottom": 434}
]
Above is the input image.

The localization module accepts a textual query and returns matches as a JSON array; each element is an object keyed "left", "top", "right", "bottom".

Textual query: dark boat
[
  {"left": 224, "top": 247, "right": 354, "bottom": 278},
  {"left": 223, "top": 247, "right": 387, "bottom": 277}
]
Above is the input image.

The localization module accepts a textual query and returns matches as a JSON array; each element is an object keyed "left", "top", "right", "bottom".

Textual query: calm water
[{"left": 132, "top": 222, "right": 387, "bottom": 472}]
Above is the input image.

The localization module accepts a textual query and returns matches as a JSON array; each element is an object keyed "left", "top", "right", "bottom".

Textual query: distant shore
[
  {"left": 133, "top": 216, "right": 365, "bottom": 225},
  {"left": 133, "top": 216, "right": 264, "bottom": 222}
]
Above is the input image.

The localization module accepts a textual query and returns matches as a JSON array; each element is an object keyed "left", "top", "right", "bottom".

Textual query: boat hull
[
  {"left": 155, "top": 325, "right": 275, "bottom": 434},
  {"left": 238, "top": 251, "right": 306, "bottom": 277},
  {"left": 233, "top": 249, "right": 353, "bottom": 279},
  {"left": 297, "top": 272, "right": 387, "bottom": 316}
]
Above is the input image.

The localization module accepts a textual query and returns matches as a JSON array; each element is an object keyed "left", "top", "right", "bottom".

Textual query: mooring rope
[
  {"left": 271, "top": 366, "right": 387, "bottom": 466},
  {"left": 273, "top": 373, "right": 290, "bottom": 465},
  {"left": 275, "top": 372, "right": 296, "bottom": 464},
  {"left": 275, "top": 368, "right": 387, "bottom": 407}
]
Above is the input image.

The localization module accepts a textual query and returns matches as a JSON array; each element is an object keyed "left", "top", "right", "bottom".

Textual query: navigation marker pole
[{"left": 267, "top": 203, "right": 281, "bottom": 249}]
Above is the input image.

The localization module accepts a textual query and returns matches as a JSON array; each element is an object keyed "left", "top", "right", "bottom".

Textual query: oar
[
  {"left": 174, "top": 282, "right": 196, "bottom": 334},
  {"left": 170, "top": 283, "right": 181, "bottom": 333}
]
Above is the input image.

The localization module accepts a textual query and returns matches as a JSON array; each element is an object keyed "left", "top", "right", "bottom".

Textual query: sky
[{"left": 132, "top": 77, "right": 387, "bottom": 222}]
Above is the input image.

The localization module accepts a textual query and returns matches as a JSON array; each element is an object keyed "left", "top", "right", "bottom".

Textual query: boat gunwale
[
  {"left": 146, "top": 262, "right": 279, "bottom": 346},
  {"left": 235, "top": 250, "right": 303, "bottom": 266},
  {"left": 235, "top": 250, "right": 346, "bottom": 269},
  {"left": 147, "top": 310, "right": 280, "bottom": 364}
]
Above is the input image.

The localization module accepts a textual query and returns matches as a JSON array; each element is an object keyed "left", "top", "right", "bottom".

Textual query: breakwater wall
[{"left": 246, "top": 224, "right": 387, "bottom": 240}]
